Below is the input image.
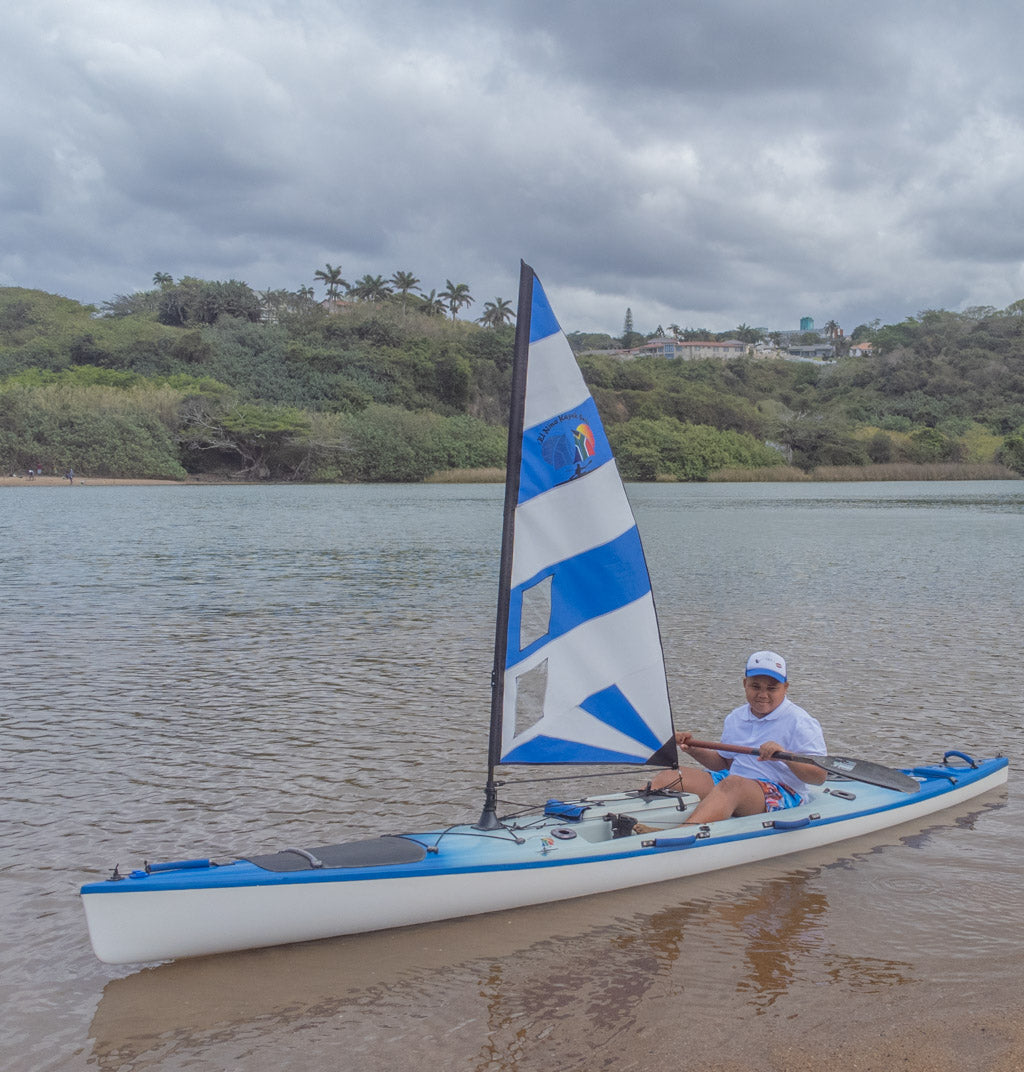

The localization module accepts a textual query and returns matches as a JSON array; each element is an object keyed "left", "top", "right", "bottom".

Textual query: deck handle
[
  {"left": 942, "top": 750, "right": 977, "bottom": 769},
  {"left": 768, "top": 816, "right": 811, "bottom": 831},
  {"left": 646, "top": 834, "right": 699, "bottom": 849}
]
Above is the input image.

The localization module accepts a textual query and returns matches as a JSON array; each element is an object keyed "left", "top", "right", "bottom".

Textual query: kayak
[{"left": 81, "top": 750, "right": 1006, "bottom": 964}]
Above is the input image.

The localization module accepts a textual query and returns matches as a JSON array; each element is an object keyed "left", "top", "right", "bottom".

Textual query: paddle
[{"left": 686, "top": 739, "right": 921, "bottom": 794}]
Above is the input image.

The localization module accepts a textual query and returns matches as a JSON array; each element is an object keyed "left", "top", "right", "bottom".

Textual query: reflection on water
[
  {"left": 87, "top": 870, "right": 838, "bottom": 1070},
  {"left": 1, "top": 481, "right": 1022, "bottom": 1072}
]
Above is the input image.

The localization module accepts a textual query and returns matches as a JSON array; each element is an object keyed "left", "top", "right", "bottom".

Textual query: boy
[{"left": 649, "top": 650, "right": 826, "bottom": 824}]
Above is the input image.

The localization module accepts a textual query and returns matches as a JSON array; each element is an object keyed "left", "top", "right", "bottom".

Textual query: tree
[
  {"left": 420, "top": 289, "right": 447, "bottom": 317},
  {"left": 440, "top": 280, "right": 474, "bottom": 320},
  {"left": 101, "top": 290, "right": 161, "bottom": 318},
  {"left": 850, "top": 319, "right": 881, "bottom": 341},
  {"left": 153, "top": 272, "right": 173, "bottom": 288},
  {"left": 477, "top": 297, "right": 514, "bottom": 327},
  {"left": 179, "top": 399, "right": 311, "bottom": 478},
  {"left": 823, "top": 319, "right": 840, "bottom": 358},
  {"left": 734, "top": 323, "right": 762, "bottom": 344},
  {"left": 314, "top": 263, "right": 348, "bottom": 301},
  {"left": 390, "top": 270, "right": 421, "bottom": 316},
  {"left": 610, "top": 416, "right": 782, "bottom": 481},
  {"left": 999, "top": 431, "right": 1024, "bottom": 474},
  {"left": 620, "top": 308, "right": 644, "bottom": 349},
  {"left": 867, "top": 430, "right": 893, "bottom": 463},
  {"left": 259, "top": 287, "right": 321, "bottom": 326},
  {"left": 350, "top": 274, "right": 393, "bottom": 302},
  {"left": 771, "top": 413, "right": 869, "bottom": 470},
  {"left": 908, "top": 426, "right": 957, "bottom": 463},
  {"left": 156, "top": 278, "right": 261, "bottom": 326}
]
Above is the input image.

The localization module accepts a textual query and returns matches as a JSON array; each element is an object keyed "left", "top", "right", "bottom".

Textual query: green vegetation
[{"left": 2, "top": 276, "right": 1024, "bottom": 482}]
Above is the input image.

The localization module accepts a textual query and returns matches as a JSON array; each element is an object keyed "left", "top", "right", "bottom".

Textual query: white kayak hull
[{"left": 81, "top": 753, "right": 1007, "bottom": 964}]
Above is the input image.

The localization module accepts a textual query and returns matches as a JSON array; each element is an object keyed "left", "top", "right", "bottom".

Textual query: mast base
[
  {"left": 474, "top": 780, "right": 502, "bottom": 830},
  {"left": 474, "top": 807, "right": 502, "bottom": 831}
]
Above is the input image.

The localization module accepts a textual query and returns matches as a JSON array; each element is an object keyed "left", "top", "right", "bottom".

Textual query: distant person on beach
[
  {"left": 65, "top": 468, "right": 74, "bottom": 484},
  {"left": 645, "top": 650, "right": 827, "bottom": 824}
]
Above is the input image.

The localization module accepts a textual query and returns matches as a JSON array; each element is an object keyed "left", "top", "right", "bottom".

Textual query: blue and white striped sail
[{"left": 492, "top": 265, "right": 676, "bottom": 767}]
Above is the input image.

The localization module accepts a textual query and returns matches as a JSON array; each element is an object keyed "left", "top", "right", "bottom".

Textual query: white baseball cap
[{"left": 745, "top": 650, "right": 787, "bottom": 683}]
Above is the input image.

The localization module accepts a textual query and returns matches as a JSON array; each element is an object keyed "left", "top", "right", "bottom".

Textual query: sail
[{"left": 491, "top": 264, "right": 676, "bottom": 767}]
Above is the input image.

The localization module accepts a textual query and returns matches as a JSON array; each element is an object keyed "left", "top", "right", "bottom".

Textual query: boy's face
[{"left": 743, "top": 675, "right": 788, "bottom": 718}]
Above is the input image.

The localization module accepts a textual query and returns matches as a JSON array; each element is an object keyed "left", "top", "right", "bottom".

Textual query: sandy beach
[{"left": 2, "top": 475, "right": 196, "bottom": 487}]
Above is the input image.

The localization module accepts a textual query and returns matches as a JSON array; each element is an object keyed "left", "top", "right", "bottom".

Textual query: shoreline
[
  {"left": 2, "top": 462, "right": 1020, "bottom": 489},
  {"left": 0, "top": 475, "right": 209, "bottom": 487}
]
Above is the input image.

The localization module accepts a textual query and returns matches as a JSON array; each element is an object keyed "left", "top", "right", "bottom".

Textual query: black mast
[{"left": 476, "top": 261, "right": 533, "bottom": 830}]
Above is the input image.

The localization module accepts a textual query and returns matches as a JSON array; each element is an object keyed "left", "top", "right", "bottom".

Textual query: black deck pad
[{"left": 244, "top": 836, "right": 428, "bottom": 873}]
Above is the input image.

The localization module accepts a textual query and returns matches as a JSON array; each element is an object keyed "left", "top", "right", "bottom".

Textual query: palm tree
[
  {"left": 390, "top": 270, "right": 421, "bottom": 316},
  {"left": 351, "top": 274, "right": 393, "bottom": 302},
  {"left": 440, "top": 280, "right": 474, "bottom": 320},
  {"left": 153, "top": 271, "right": 173, "bottom": 288},
  {"left": 477, "top": 297, "right": 514, "bottom": 327},
  {"left": 314, "top": 263, "right": 348, "bottom": 302},
  {"left": 420, "top": 289, "right": 446, "bottom": 317},
  {"left": 259, "top": 288, "right": 284, "bottom": 324},
  {"left": 823, "top": 319, "right": 840, "bottom": 357}
]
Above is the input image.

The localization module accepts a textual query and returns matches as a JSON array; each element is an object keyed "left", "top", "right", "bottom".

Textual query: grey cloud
[{"left": 4, "top": 0, "right": 1024, "bottom": 334}]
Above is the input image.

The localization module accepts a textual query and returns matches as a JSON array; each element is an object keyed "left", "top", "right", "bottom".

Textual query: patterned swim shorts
[
  {"left": 755, "top": 779, "right": 802, "bottom": 812},
  {"left": 708, "top": 768, "right": 802, "bottom": 812}
]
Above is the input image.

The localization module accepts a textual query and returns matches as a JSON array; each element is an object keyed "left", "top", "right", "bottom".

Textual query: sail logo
[
  {"left": 572, "top": 422, "right": 596, "bottom": 465},
  {"left": 538, "top": 414, "right": 597, "bottom": 481}
]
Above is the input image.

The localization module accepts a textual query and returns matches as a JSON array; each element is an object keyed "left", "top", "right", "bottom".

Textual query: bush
[
  {"left": 332, "top": 406, "right": 507, "bottom": 481},
  {"left": 999, "top": 432, "right": 1024, "bottom": 475},
  {"left": 610, "top": 417, "right": 782, "bottom": 481},
  {"left": 0, "top": 383, "right": 186, "bottom": 478}
]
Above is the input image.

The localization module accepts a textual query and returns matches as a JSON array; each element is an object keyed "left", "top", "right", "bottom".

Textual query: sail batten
[{"left": 489, "top": 263, "right": 676, "bottom": 771}]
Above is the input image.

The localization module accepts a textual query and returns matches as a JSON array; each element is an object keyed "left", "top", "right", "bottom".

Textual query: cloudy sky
[{"left": 5, "top": 1, "right": 1024, "bottom": 336}]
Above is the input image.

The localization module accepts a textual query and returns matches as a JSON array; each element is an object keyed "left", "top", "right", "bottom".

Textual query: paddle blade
[{"left": 812, "top": 754, "right": 920, "bottom": 794}]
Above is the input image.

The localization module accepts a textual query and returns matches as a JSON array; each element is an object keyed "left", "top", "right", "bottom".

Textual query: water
[{"left": 2, "top": 481, "right": 1022, "bottom": 1071}]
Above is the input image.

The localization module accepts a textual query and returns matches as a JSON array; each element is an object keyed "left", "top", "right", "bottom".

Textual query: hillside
[{"left": 2, "top": 283, "right": 1023, "bottom": 481}]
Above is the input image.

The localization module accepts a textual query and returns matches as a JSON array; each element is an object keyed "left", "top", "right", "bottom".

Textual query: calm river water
[{"left": 2, "top": 481, "right": 1022, "bottom": 1072}]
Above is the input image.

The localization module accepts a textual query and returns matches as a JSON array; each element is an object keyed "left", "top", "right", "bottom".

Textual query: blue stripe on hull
[{"left": 80, "top": 758, "right": 1008, "bottom": 894}]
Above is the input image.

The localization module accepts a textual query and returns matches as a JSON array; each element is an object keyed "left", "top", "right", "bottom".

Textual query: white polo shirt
[{"left": 718, "top": 697, "right": 826, "bottom": 800}]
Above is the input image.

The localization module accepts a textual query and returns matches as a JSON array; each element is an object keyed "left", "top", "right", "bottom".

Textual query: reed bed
[
  {"left": 707, "top": 466, "right": 811, "bottom": 482},
  {"left": 428, "top": 462, "right": 1019, "bottom": 484},
  {"left": 425, "top": 467, "right": 505, "bottom": 483},
  {"left": 709, "top": 462, "right": 1018, "bottom": 483}
]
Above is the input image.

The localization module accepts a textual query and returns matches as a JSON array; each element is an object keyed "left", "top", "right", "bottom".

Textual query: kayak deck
[{"left": 80, "top": 752, "right": 1008, "bottom": 963}]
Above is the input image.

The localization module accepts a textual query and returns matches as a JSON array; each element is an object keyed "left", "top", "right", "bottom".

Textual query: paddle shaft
[
  {"left": 687, "top": 739, "right": 818, "bottom": 766},
  {"left": 685, "top": 739, "right": 920, "bottom": 794}
]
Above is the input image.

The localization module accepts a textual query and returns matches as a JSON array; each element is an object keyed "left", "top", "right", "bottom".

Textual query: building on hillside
[
  {"left": 785, "top": 343, "right": 834, "bottom": 360},
  {"left": 622, "top": 338, "right": 749, "bottom": 360},
  {"left": 849, "top": 341, "right": 873, "bottom": 356}
]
